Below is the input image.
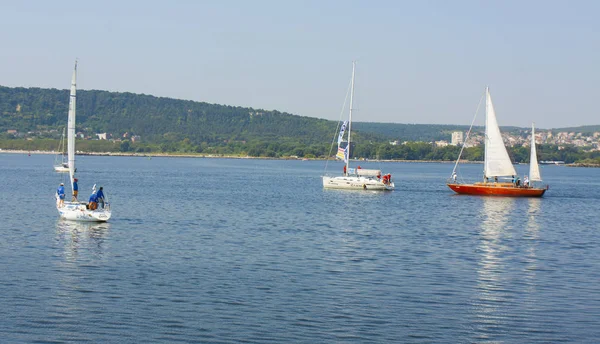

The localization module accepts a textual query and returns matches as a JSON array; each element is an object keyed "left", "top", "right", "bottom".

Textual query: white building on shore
[{"left": 451, "top": 131, "right": 463, "bottom": 146}]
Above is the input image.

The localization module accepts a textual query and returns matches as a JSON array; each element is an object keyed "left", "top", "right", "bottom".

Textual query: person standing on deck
[
  {"left": 96, "top": 187, "right": 105, "bottom": 209},
  {"left": 72, "top": 178, "right": 79, "bottom": 201},
  {"left": 57, "top": 183, "right": 65, "bottom": 207}
]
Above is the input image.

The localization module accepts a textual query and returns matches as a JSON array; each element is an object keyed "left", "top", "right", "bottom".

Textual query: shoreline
[
  {"left": 0, "top": 149, "right": 475, "bottom": 163},
  {"left": 2, "top": 149, "right": 597, "bottom": 167}
]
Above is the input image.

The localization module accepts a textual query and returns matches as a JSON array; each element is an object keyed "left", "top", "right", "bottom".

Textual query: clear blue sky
[{"left": 1, "top": 0, "right": 598, "bottom": 128}]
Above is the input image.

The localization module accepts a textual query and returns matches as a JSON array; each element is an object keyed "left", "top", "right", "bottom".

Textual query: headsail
[
  {"left": 529, "top": 123, "right": 542, "bottom": 181},
  {"left": 336, "top": 120, "right": 349, "bottom": 162},
  {"left": 67, "top": 61, "right": 77, "bottom": 191},
  {"left": 336, "top": 146, "right": 348, "bottom": 162},
  {"left": 484, "top": 87, "right": 516, "bottom": 178}
]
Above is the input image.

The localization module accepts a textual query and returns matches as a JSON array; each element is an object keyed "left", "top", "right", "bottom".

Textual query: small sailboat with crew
[
  {"left": 55, "top": 61, "right": 112, "bottom": 222},
  {"left": 447, "top": 87, "right": 547, "bottom": 197},
  {"left": 322, "top": 62, "right": 394, "bottom": 191},
  {"left": 53, "top": 127, "right": 69, "bottom": 172}
]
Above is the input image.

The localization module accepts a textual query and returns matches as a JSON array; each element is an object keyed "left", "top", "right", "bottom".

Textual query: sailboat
[
  {"left": 447, "top": 87, "right": 547, "bottom": 197},
  {"left": 322, "top": 62, "right": 394, "bottom": 191},
  {"left": 53, "top": 127, "right": 69, "bottom": 172},
  {"left": 56, "top": 61, "right": 112, "bottom": 222}
]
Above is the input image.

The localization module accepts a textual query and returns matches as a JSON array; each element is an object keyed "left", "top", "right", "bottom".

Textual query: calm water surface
[{"left": 1, "top": 153, "right": 599, "bottom": 343}]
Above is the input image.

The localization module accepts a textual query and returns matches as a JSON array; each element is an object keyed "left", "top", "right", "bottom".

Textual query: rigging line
[
  {"left": 451, "top": 89, "right": 485, "bottom": 176},
  {"left": 324, "top": 74, "right": 353, "bottom": 172}
]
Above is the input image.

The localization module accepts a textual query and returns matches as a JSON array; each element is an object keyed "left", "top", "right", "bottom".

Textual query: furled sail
[{"left": 484, "top": 87, "right": 517, "bottom": 178}]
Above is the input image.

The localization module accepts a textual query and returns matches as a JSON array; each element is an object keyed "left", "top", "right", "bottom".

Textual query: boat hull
[
  {"left": 54, "top": 165, "right": 69, "bottom": 173},
  {"left": 323, "top": 176, "right": 395, "bottom": 191},
  {"left": 447, "top": 183, "right": 546, "bottom": 197},
  {"left": 57, "top": 201, "right": 111, "bottom": 222}
]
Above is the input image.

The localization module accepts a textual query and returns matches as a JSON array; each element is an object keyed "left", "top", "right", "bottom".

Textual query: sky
[{"left": 1, "top": 0, "right": 598, "bottom": 128}]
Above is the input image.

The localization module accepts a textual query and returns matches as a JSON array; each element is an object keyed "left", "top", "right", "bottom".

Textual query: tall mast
[
  {"left": 346, "top": 61, "right": 355, "bottom": 172},
  {"left": 67, "top": 60, "right": 77, "bottom": 192}
]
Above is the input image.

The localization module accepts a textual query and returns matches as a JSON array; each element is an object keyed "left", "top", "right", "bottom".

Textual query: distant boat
[
  {"left": 53, "top": 127, "right": 69, "bottom": 172},
  {"left": 539, "top": 160, "right": 565, "bottom": 165},
  {"left": 56, "top": 61, "right": 112, "bottom": 222},
  {"left": 447, "top": 87, "right": 547, "bottom": 197},
  {"left": 322, "top": 62, "right": 394, "bottom": 191}
]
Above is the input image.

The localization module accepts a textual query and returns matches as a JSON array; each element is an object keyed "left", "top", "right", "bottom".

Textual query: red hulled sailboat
[{"left": 447, "top": 88, "right": 548, "bottom": 197}]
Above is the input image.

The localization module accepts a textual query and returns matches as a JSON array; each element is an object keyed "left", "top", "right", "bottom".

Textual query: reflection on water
[
  {"left": 478, "top": 197, "right": 515, "bottom": 283},
  {"left": 523, "top": 198, "right": 541, "bottom": 290},
  {"left": 55, "top": 219, "right": 110, "bottom": 262},
  {"left": 474, "top": 197, "right": 515, "bottom": 336}
]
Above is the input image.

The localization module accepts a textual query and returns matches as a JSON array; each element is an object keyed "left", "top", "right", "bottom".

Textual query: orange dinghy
[{"left": 448, "top": 88, "right": 548, "bottom": 198}]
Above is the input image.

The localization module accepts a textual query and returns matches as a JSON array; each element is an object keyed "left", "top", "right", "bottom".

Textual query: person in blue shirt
[
  {"left": 72, "top": 178, "right": 79, "bottom": 201},
  {"left": 96, "top": 187, "right": 105, "bottom": 209},
  {"left": 88, "top": 192, "right": 98, "bottom": 210},
  {"left": 57, "top": 183, "right": 65, "bottom": 207}
]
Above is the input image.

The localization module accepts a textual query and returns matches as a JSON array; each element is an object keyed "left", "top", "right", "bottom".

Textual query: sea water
[{"left": 1, "top": 153, "right": 599, "bottom": 343}]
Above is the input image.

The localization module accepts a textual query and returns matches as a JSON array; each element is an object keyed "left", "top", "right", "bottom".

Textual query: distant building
[
  {"left": 6, "top": 129, "right": 17, "bottom": 134},
  {"left": 96, "top": 133, "right": 107, "bottom": 140},
  {"left": 389, "top": 140, "right": 398, "bottom": 146},
  {"left": 435, "top": 140, "right": 449, "bottom": 147},
  {"left": 451, "top": 131, "right": 463, "bottom": 146}
]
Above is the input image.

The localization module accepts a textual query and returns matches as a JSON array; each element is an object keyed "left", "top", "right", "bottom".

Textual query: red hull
[{"left": 447, "top": 183, "right": 546, "bottom": 197}]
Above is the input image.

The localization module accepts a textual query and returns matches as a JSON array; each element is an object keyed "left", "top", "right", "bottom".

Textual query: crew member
[
  {"left": 57, "top": 183, "right": 65, "bottom": 207},
  {"left": 88, "top": 192, "right": 98, "bottom": 210},
  {"left": 96, "top": 187, "right": 105, "bottom": 208},
  {"left": 72, "top": 178, "right": 79, "bottom": 201}
]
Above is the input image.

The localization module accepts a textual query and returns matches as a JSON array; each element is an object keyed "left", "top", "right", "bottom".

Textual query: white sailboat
[
  {"left": 56, "top": 61, "right": 112, "bottom": 222},
  {"left": 322, "top": 62, "right": 395, "bottom": 191},
  {"left": 53, "top": 127, "right": 69, "bottom": 172}
]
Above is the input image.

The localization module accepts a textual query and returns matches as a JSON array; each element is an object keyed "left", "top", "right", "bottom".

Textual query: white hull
[
  {"left": 54, "top": 165, "right": 69, "bottom": 173},
  {"left": 57, "top": 200, "right": 111, "bottom": 222},
  {"left": 323, "top": 176, "right": 395, "bottom": 191}
]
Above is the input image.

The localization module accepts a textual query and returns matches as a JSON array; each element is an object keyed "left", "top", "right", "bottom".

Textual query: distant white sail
[
  {"left": 484, "top": 87, "right": 517, "bottom": 178},
  {"left": 529, "top": 123, "right": 542, "bottom": 181}
]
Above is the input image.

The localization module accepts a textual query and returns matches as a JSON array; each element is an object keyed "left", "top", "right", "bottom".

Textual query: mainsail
[
  {"left": 67, "top": 61, "right": 77, "bottom": 192},
  {"left": 529, "top": 123, "right": 542, "bottom": 181},
  {"left": 484, "top": 87, "right": 517, "bottom": 178}
]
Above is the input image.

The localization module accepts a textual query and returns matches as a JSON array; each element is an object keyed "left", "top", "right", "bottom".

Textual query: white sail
[
  {"left": 67, "top": 61, "right": 77, "bottom": 191},
  {"left": 484, "top": 87, "right": 516, "bottom": 178},
  {"left": 529, "top": 123, "right": 542, "bottom": 181}
]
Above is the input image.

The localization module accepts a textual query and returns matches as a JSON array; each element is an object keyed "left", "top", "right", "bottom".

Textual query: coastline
[
  {"left": 3, "top": 149, "right": 597, "bottom": 166},
  {"left": 0, "top": 149, "right": 477, "bottom": 163}
]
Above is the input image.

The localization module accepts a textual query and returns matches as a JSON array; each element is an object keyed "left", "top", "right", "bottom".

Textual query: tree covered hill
[
  {"left": 0, "top": 86, "right": 334, "bottom": 145},
  {"left": 1, "top": 86, "right": 598, "bottom": 161}
]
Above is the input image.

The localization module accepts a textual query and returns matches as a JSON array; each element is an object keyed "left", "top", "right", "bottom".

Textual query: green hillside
[{"left": 1, "top": 86, "right": 599, "bottom": 163}]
